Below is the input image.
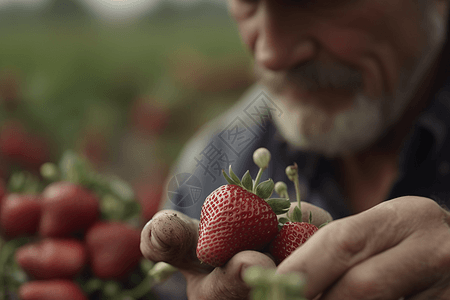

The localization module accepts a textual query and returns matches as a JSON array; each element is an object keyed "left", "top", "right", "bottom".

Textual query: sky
[{"left": 0, "top": 0, "right": 225, "bottom": 21}]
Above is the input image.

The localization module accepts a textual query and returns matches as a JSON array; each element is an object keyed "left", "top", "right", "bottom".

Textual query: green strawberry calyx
[
  {"left": 277, "top": 163, "right": 329, "bottom": 228},
  {"left": 274, "top": 163, "right": 309, "bottom": 225},
  {"left": 221, "top": 148, "right": 290, "bottom": 216}
]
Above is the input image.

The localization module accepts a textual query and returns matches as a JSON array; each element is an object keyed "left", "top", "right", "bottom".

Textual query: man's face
[{"left": 228, "top": 0, "right": 447, "bottom": 157}]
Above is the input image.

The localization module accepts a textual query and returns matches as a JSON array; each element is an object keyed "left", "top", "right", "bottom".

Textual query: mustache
[{"left": 254, "top": 60, "right": 363, "bottom": 93}]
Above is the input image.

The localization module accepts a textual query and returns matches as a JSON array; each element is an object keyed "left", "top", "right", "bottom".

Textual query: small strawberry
[
  {"left": 0, "top": 119, "right": 50, "bottom": 171},
  {"left": 196, "top": 148, "right": 290, "bottom": 267},
  {"left": 15, "top": 238, "right": 87, "bottom": 279},
  {"left": 269, "top": 164, "right": 321, "bottom": 265},
  {"left": 19, "top": 280, "right": 88, "bottom": 300},
  {"left": 270, "top": 222, "right": 318, "bottom": 265},
  {"left": 0, "top": 193, "right": 41, "bottom": 238},
  {"left": 39, "top": 181, "right": 99, "bottom": 237},
  {"left": 85, "top": 221, "right": 142, "bottom": 279}
]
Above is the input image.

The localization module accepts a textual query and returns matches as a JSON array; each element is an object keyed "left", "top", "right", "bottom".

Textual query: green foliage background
[{"left": 0, "top": 0, "right": 254, "bottom": 183}]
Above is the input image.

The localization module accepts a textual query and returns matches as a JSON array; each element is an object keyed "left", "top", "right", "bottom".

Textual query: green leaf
[
  {"left": 278, "top": 217, "right": 290, "bottom": 224},
  {"left": 59, "top": 150, "right": 93, "bottom": 185},
  {"left": 241, "top": 171, "right": 253, "bottom": 191},
  {"left": 222, "top": 170, "right": 237, "bottom": 185},
  {"left": 291, "top": 206, "right": 303, "bottom": 223},
  {"left": 103, "top": 281, "right": 121, "bottom": 297},
  {"left": 266, "top": 198, "right": 291, "bottom": 215},
  {"left": 100, "top": 194, "right": 125, "bottom": 221},
  {"left": 255, "top": 179, "right": 274, "bottom": 199},
  {"left": 82, "top": 278, "right": 104, "bottom": 294},
  {"left": 7, "top": 172, "right": 27, "bottom": 193},
  {"left": 109, "top": 177, "right": 135, "bottom": 202},
  {"left": 229, "top": 165, "right": 242, "bottom": 185},
  {"left": 7, "top": 172, "right": 42, "bottom": 194}
]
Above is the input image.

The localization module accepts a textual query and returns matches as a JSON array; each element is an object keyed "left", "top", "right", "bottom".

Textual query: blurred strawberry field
[
  {"left": 0, "top": 2, "right": 254, "bottom": 298},
  {"left": 0, "top": 0, "right": 254, "bottom": 220}
]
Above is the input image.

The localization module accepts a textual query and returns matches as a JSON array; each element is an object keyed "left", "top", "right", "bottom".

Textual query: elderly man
[{"left": 141, "top": 0, "right": 450, "bottom": 299}]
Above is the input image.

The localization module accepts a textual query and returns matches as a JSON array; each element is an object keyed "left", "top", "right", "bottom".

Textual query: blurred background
[{"left": 0, "top": 0, "right": 255, "bottom": 222}]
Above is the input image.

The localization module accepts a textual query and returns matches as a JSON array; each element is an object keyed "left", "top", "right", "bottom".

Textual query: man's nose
[{"left": 254, "top": 9, "right": 316, "bottom": 71}]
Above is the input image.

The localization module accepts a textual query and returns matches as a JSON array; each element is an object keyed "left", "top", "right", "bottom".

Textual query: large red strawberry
[
  {"left": 39, "top": 181, "right": 99, "bottom": 237},
  {"left": 85, "top": 221, "right": 142, "bottom": 279},
  {"left": 269, "top": 164, "right": 323, "bottom": 264},
  {"left": 197, "top": 184, "right": 278, "bottom": 267},
  {"left": 0, "top": 193, "right": 41, "bottom": 238},
  {"left": 15, "top": 238, "right": 87, "bottom": 279},
  {"left": 196, "top": 148, "right": 290, "bottom": 267},
  {"left": 19, "top": 280, "right": 88, "bottom": 300}
]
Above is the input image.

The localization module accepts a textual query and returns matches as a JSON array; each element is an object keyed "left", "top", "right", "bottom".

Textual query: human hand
[
  {"left": 140, "top": 209, "right": 274, "bottom": 300},
  {"left": 277, "top": 196, "right": 450, "bottom": 299},
  {"left": 140, "top": 204, "right": 331, "bottom": 300}
]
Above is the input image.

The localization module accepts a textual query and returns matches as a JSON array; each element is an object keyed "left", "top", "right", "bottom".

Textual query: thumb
[{"left": 140, "top": 210, "right": 211, "bottom": 274}]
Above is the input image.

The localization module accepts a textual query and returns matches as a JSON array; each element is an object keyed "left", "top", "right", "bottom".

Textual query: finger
[
  {"left": 184, "top": 250, "right": 276, "bottom": 300},
  {"left": 277, "top": 197, "right": 433, "bottom": 299},
  {"left": 318, "top": 230, "right": 448, "bottom": 300},
  {"left": 140, "top": 209, "right": 211, "bottom": 273}
]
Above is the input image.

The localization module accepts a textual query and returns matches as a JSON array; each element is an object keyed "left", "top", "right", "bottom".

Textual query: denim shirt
[{"left": 166, "top": 31, "right": 450, "bottom": 222}]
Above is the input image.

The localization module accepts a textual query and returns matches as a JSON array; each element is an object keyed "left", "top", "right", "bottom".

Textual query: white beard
[
  {"left": 269, "top": 3, "right": 447, "bottom": 157},
  {"left": 272, "top": 92, "right": 384, "bottom": 157}
]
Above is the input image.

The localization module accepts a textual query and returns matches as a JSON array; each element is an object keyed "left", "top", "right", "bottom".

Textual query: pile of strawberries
[
  {"left": 0, "top": 151, "right": 156, "bottom": 300},
  {"left": 197, "top": 148, "right": 325, "bottom": 267}
]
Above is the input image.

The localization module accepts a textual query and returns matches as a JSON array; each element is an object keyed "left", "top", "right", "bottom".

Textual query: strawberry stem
[
  {"left": 286, "top": 163, "right": 302, "bottom": 222},
  {"left": 253, "top": 167, "right": 265, "bottom": 193},
  {"left": 119, "top": 262, "right": 177, "bottom": 300}
]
